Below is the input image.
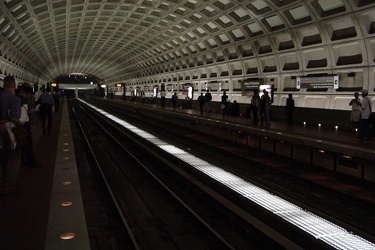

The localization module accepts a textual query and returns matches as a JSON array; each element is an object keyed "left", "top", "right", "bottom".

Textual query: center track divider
[{"left": 78, "top": 98, "right": 375, "bottom": 250}]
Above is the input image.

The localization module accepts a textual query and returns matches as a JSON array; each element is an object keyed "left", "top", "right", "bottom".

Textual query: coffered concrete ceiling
[{"left": 0, "top": 0, "right": 374, "bottom": 84}]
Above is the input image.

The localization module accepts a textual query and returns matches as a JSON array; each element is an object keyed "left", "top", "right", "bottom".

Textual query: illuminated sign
[
  {"left": 242, "top": 79, "right": 264, "bottom": 96},
  {"left": 296, "top": 76, "right": 339, "bottom": 89},
  {"left": 206, "top": 81, "right": 221, "bottom": 91},
  {"left": 51, "top": 83, "right": 57, "bottom": 87},
  {"left": 116, "top": 83, "right": 122, "bottom": 87}
]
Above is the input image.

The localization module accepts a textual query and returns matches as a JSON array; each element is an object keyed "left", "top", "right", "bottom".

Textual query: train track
[
  {"left": 70, "top": 99, "right": 290, "bottom": 249},
  {"left": 76, "top": 97, "right": 375, "bottom": 249}
]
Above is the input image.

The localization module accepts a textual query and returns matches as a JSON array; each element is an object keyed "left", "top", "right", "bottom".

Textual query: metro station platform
[
  {"left": 112, "top": 97, "right": 375, "bottom": 178},
  {"left": 108, "top": 96, "right": 375, "bottom": 199},
  {"left": 0, "top": 99, "right": 90, "bottom": 250}
]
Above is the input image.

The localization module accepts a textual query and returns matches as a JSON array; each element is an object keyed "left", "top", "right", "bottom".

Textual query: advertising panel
[{"left": 296, "top": 76, "right": 339, "bottom": 89}]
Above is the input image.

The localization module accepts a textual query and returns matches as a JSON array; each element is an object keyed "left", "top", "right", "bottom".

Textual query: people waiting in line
[
  {"left": 19, "top": 85, "right": 40, "bottom": 168},
  {"left": 285, "top": 94, "right": 295, "bottom": 125},
  {"left": 250, "top": 90, "right": 260, "bottom": 123},
  {"left": 39, "top": 87, "right": 55, "bottom": 135},
  {"left": 349, "top": 92, "right": 361, "bottom": 132},
  {"left": 171, "top": 92, "right": 178, "bottom": 110},
  {"left": 204, "top": 89, "right": 212, "bottom": 113},
  {"left": 197, "top": 93, "right": 205, "bottom": 115},
  {"left": 0, "top": 76, "right": 24, "bottom": 195},
  {"left": 221, "top": 91, "right": 228, "bottom": 118},
  {"left": 358, "top": 89, "right": 372, "bottom": 142}
]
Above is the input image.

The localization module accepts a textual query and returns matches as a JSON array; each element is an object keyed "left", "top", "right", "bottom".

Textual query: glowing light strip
[{"left": 79, "top": 99, "right": 375, "bottom": 249}]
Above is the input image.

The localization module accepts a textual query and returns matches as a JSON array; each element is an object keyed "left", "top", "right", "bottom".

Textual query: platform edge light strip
[{"left": 78, "top": 99, "right": 375, "bottom": 250}]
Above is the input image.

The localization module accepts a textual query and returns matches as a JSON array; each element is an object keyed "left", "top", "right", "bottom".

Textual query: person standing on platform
[
  {"left": 34, "top": 86, "right": 43, "bottom": 119},
  {"left": 204, "top": 89, "right": 212, "bottom": 113},
  {"left": 197, "top": 93, "right": 205, "bottom": 115},
  {"left": 251, "top": 90, "right": 260, "bottom": 123},
  {"left": 171, "top": 92, "right": 178, "bottom": 110},
  {"left": 263, "top": 91, "right": 271, "bottom": 126},
  {"left": 260, "top": 89, "right": 266, "bottom": 122},
  {"left": 39, "top": 87, "right": 54, "bottom": 135},
  {"left": 0, "top": 76, "right": 23, "bottom": 195},
  {"left": 160, "top": 89, "right": 166, "bottom": 108},
  {"left": 34, "top": 86, "right": 43, "bottom": 103},
  {"left": 19, "top": 86, "right": 40, "bottom": 168},
  {"left": 349, "top": 92, "right": 361, "bottom": 131},
  {"left": 285, "top": 94, "right": 295, "bottom": 125},
  {"left": 359, "top": 89, "right": 372, "bottom": 142},
  {"left": 20, "top": 82, "right": 37, "bottom": 129},
  {"left": 141, "top": 91, "right": 146, "bottom": 104},
  {"left": 221, "top": 91, "right": 228, "bottom": 118},
  {"left": 53, "top": 91, "right": 60, "bottom": 112}
]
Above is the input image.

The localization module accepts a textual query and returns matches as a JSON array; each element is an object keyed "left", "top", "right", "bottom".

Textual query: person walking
[{"left": 285, "top": 94, "right": 295, "bottom": 125}]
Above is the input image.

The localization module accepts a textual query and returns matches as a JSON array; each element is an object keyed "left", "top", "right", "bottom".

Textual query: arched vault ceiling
[{"left": 1, "top": 0, "right": 375, "bottom": 83}]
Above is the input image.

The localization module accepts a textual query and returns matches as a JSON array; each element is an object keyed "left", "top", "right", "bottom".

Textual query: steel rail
[
  {"left": 71, "top": 103, "right": 140, "bottom": 250},
  {"left": 74, "top": 99, "right": 236, "bottom": 250}
]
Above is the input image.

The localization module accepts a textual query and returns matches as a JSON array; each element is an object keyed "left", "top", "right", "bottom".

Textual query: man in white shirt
[{"left": 34, "top": 86, "right": 43, "bottom": 102}]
